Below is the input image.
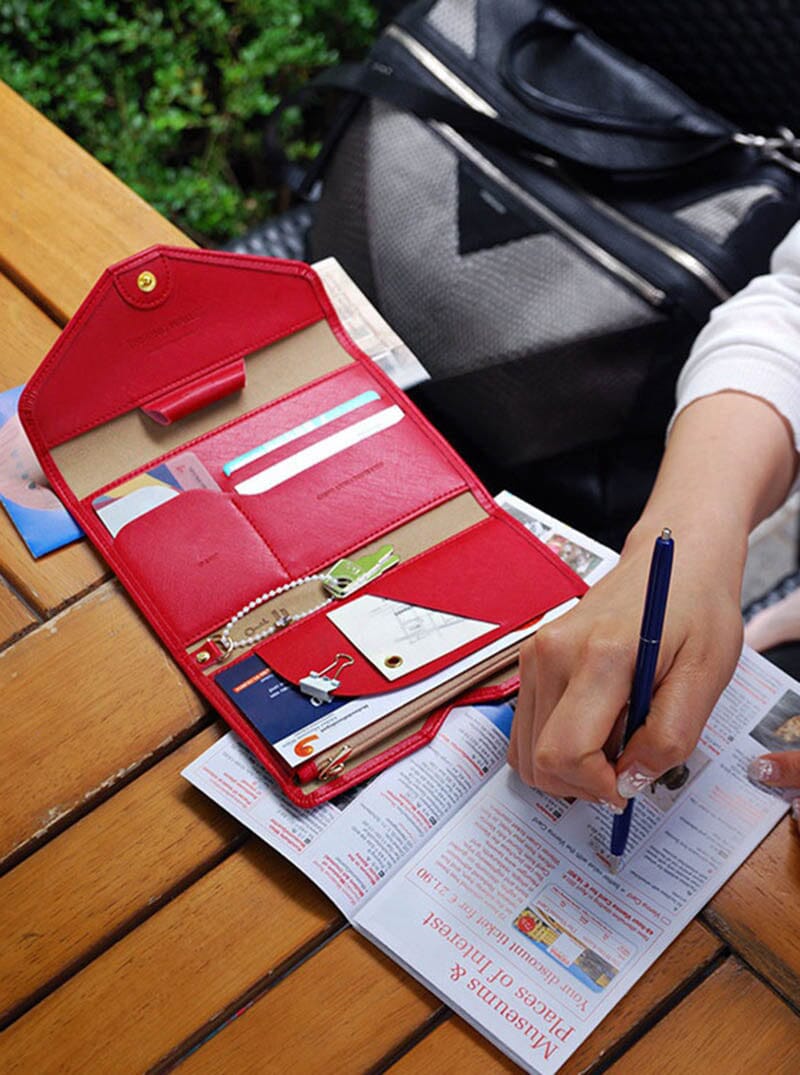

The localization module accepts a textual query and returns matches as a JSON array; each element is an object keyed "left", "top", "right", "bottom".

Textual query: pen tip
[{"left": 608, "top": 854, "right": 622, "bottom": 875}]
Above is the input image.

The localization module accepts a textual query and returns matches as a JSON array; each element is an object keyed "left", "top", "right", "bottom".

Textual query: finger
[
  {"left": 615, "top": 645, "right": 735, "bottom": 796},
  {"left": 510, "top": 637, "right": 611, "bottom": 802},
  {"left": 747, "top": 751, "right": 800, "bottom": 792},
  {"left": 532, "top": 634, "right": 634, "bottom": 804},
  {"left": 512, "top": 633, "right": 567, "bottom": 789},
  {"left": 509, "top": 706, "right": 595, "bottom": 799}
]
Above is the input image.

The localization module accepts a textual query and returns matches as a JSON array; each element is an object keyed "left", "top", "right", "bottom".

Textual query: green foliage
[{"left": 0, "top": 0, "right": 377, "bottom": 241}]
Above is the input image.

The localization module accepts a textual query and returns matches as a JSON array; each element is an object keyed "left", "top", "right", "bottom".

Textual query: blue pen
[{"left": 609, "top": 527, "right": 674, "bottom": 871}]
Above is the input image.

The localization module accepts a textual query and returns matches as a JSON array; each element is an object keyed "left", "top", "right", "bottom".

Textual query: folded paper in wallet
[{"left": 19, "top": 246, "right": 586, "bottom": 806}]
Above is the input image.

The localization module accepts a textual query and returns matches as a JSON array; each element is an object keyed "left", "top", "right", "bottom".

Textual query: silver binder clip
[{"left": 299, "top": 653, "right": 354, "bottom": 706}]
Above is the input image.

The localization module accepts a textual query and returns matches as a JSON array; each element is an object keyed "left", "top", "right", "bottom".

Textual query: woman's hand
[
  {"left": 508, "top": 391, "right": 798, "bottom": 809},
  {"left": 508, "top": 522, "right": 744, "bottom": 808},
  {"left": 509, "top": 393, "right": 795, "bottom": 808}
]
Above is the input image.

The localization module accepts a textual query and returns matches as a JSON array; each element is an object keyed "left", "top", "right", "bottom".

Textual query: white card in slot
[
  {"left": 95, "top": 485, "right": 179, "bottom": 538},
  {"left": 327, "top": 594, "right": 498, "bottom": 681},
  {"left": 234, "top": 405, "right": 403, "bottom": 495}
]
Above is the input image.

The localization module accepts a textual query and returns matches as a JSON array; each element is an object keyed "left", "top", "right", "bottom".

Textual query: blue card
[
  {"left": 215, "top": 654, "right": 344, "bottom": 747},
  {"left": 0, "top": 384, "right": 83, "bottom": 557}
]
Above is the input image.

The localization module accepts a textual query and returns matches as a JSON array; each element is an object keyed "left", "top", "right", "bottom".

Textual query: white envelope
[{"left": 327, "top": 594, "right": 498, "bottom": 681}]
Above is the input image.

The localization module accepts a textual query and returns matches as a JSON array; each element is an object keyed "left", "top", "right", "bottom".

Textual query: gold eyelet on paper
[
  {"left": 137, "top": 270, "right": 157, "bottom": 293},
  {"left": 384, "top": 654, "right": 403, "bottom": 669}
]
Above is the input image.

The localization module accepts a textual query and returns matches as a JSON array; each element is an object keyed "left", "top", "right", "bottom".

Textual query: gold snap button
[{"left": 137, "top": 270, "right": 157, "bottom": 293}]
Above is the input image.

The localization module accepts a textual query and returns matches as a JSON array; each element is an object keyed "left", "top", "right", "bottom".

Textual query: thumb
[{"left": 614, "top": 664, "right": 722, "bottom": 798}]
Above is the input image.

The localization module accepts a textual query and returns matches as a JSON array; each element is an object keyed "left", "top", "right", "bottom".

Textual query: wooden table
[{"left": 1, "top": 80, "right": 799, "bottom": 1073}]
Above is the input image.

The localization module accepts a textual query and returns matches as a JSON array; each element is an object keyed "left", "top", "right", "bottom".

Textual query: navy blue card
[{"left": 214, "top": 654, "right": 343, "bottom": 745}]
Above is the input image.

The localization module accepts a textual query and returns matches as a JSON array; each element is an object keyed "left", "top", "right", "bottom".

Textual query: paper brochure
[{"left": 184, "top": 493, "right": 792, "bottom": 1071}]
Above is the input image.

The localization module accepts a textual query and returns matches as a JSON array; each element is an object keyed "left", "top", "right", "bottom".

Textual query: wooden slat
[
  {"left": 0, "top": 272, "right": 59, "bottom": 390},
  {"left": 0, "top": 578, "right": 35, "bottom": 644},
  {"left": 393, "top": 1021, "right": 520, "bottom": 1074},
  {"left": 386, "top": 922, "right": 723, "bottom": 1074},
  {"left": 0, "top": 582, "right": 203, "bottom": 866},
  {"left": 179, "top": 929, "right": 439, "bottom": 1074},
  {"left": 0, "top": 844, "right": 337, "bottom": 1074},
  {"left": 0, "top": 510, "right": 105, "bottom": 619},
  {"left": 0, "top": 81, "right": 191, "bottom": 325},
  {"left": 0, "top": 272, "right": 106, "bottom": 613},
  {"left": 705, "top": 815, "right": 800, "bottom": 1007},
  {"left": 606, "top": 958, "right": 800, "bottom": 1071},
  {"left": 0, "top": 725, "right": 244, "bottom": 1022}
]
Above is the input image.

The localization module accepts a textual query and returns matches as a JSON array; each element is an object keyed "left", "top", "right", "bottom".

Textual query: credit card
[
  {"left": 92, "top": 450, "right": 219, "bottom": 537},
  {"left": 234, "top": 404, "right": 404, "bottom": 496},
  {"left": 223, "top": 389, "right": 380, "bottom": 476}
]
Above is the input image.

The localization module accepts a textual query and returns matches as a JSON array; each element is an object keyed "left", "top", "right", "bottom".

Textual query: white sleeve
[{"left": 672, "top": 222, "right": 800, "bottom": 452}]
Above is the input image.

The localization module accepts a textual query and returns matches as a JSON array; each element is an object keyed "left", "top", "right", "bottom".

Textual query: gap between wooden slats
[{"left": 0, "top": 583, "right": 205, "bottom": 870}]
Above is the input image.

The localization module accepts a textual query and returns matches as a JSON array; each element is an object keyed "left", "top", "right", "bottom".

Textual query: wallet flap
[{"left": 19, "top": 246, "right": 332, "bottom": 450}]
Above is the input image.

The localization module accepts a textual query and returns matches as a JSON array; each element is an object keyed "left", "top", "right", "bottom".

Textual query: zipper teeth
[
  {"left": 386, "top": 24, "right": 497, "bottom": 117},
  {"left": 388, "top": 24, "right": 730, "bottom": 305},
  {"left": 581, "top": 194, "right": 731, "bottom": 302},
  {"left": 437, "top": 126, "right": 667, "bottom": 306}
]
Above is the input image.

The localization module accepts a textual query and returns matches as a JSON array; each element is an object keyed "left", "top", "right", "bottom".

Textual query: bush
[{"left": 0, "top": 0, "right": 377, "bottom": 243}]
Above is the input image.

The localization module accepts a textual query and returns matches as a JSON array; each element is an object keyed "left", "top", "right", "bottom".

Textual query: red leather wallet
[{"left": 20, "top": 246, "right": 586, "bottom": 806}]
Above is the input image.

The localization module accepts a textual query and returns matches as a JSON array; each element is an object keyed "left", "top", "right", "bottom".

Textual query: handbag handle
[
  {"left": 308, "top": 58, "right": 733, "bottom": 178},
  {"left": 264, "top": 9, "right": 737, "bottom": 194},
  {"left": 499, "top": 7, "right": 709, "bottom": 140}
]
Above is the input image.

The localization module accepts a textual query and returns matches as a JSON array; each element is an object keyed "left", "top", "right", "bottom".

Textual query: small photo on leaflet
[
  {"left": 750, "top": 688, "right": 800, "bottom": 753},
  {"left": 644, "top": 744, "right": 710, "bottom": 813},
  {"left": 512, "top": 901, "right": 622, "bottom": 994},
  {"left": 0, "top": 385, "right": 83, "bottom": 557}
]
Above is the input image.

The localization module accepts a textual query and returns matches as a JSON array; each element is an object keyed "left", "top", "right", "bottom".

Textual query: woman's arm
[{"left": 509, "top": 389, "right": 797, "bottom": 807}]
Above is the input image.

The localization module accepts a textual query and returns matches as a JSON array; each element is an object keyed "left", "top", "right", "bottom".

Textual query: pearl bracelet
[{"left": 219, "top": 573, "right": 333, "bottom": 652}]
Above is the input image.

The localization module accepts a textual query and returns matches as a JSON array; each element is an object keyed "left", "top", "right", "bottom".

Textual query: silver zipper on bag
[
  {"left": 435, "top": 125, "right": 668, "bottom": 306},
  {"left": 386, "top": 24, "right": 730, "bottom": 305}
]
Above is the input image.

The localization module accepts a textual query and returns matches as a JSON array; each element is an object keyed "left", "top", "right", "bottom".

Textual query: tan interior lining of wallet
[
  {"left": 52, "top": 320, "right": 354, "bottom": 499},
  {"left": 189, "top": 489, "right": 489, "bottom": 666}
]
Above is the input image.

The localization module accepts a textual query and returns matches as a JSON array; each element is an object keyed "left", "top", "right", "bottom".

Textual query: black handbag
[{"left": 295, "top": 1, "right": 800, "bottom": 541}]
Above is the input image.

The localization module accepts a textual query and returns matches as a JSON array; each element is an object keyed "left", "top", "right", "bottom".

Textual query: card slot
[
  {"left": 255, "top": 515, "right": 585, "bottom": 696},
  {"left": 232, "top": 408, "right": 469, "bottom": 580},
  {"left": 187, "top": 363, "right": 394, "bottom": 490},
  {"left": 110, "top": 489, "right": 290, "bottom": 646},
  {"left": 80, "top": 361, "right": 382, "bottom": 507}
]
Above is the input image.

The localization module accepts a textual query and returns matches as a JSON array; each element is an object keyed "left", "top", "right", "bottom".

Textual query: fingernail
[
  {"left": 792, "top": 799, "right": 800, "bottom": 824},
  {"left": 617, "top": 768, "right": 655, "bottom": 799},
  {"left": 747, "top": 757, "right": 775, "bottom": 785},
  {"left": 599, "top": 799, "right": 626, "bottom": 816}
]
